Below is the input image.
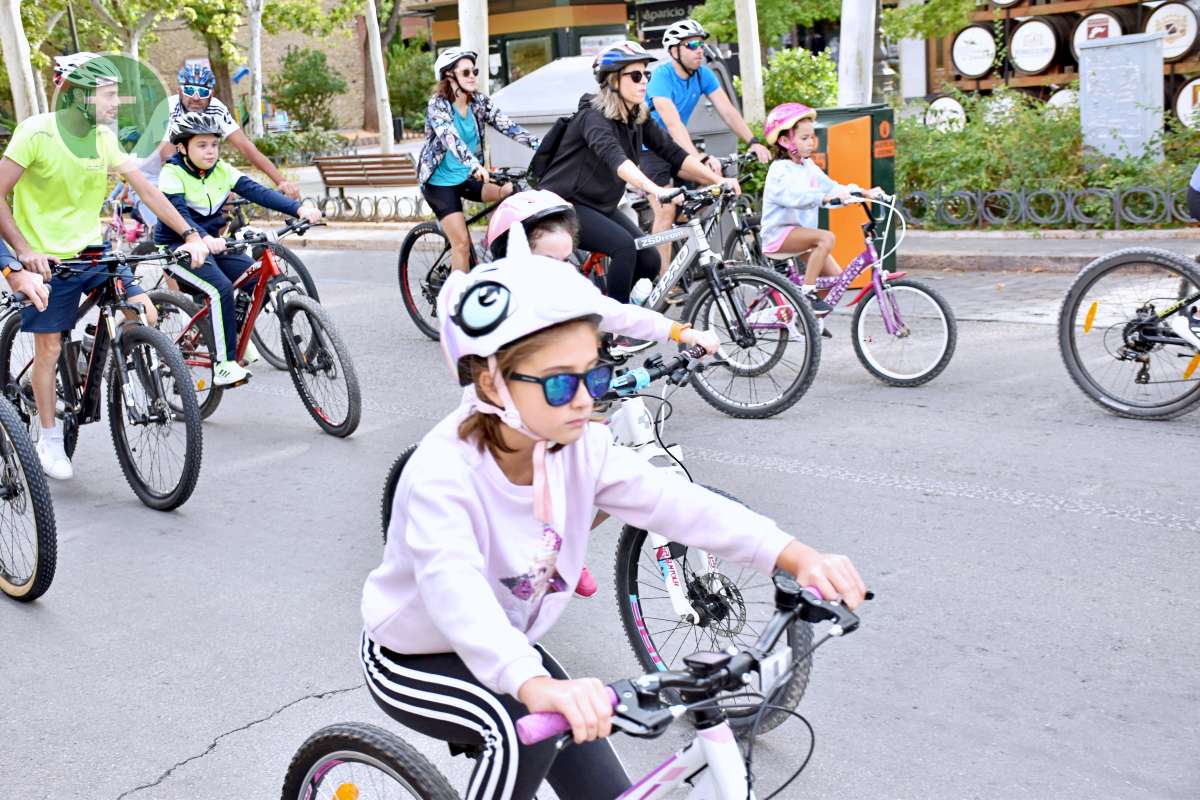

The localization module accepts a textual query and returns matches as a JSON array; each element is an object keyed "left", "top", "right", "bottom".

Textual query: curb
[
  {"left": 906, "top": 228, "right": 1200, "bottom": 241},
  {"left": 898, "top": 253, "right": 1087, "bottom": 274}
]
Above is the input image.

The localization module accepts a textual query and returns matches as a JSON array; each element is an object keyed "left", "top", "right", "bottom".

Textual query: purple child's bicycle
[{"left": 762, "top": 192, "right": 957, "bottom": 386}]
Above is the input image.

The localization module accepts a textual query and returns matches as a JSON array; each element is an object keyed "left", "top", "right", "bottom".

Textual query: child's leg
[
  {"left": 782, "top": 227, "right": 838, "bottom": 286},
  {"left": 170, "top": 256, "right": 236, "bottom": 362}
]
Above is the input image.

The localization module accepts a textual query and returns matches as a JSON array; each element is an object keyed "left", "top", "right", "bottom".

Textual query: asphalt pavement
[{"left": 1, "top": 252, "right": 1197, "bottom": 799}]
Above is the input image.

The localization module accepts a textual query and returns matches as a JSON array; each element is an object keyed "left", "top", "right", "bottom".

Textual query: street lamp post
[
  {"left": 364, "top": 0, "right": 395, "bottom": 153},
  {"left": 733, "top": 0, "right": 764, "bottom": 124},
  {"left": 837, "top": 0, "right": 876, "bottom": 106},
  {"left": 458, "top": 0, "right": 489, "bottom": 95}
]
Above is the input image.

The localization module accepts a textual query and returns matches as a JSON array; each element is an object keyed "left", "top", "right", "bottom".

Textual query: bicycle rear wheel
[
  {"left": 614, "top": 486, "right": 813, "bottom": 735},
  {"left": 682, "top": 265, "right": 820, "bottom": 418},
  {"left": 381, "top": 444, "right": 418, "bottom": 542},
  {"left": 1059, "top": 248, "right": 1200, "bottom": 419},
  {"left": 0, "top": 396, "right": 56, "bottom": 602},
  {"left": 281, "top": 295, "right": 361, "bottom": 437},
  {"left": 852, "top": 278, "right": 957, "bottom": 386},
  {"left": 0, "top": 314, "right": 79, "bottom": 457},
  {"left": 253, "top": 243, "right": 320, "bottom": 370},
  {"left": 108, "top": 324, "right": 204, "bottom": 510},
  {"left": 398, "top": 222, "right": 451, "bottom": 341},
  {"left": 149, "top": 290, "right": 223, "bottom": 419},
  {"left": 281, "top": 722, "right": 458, "bottom": 800}
]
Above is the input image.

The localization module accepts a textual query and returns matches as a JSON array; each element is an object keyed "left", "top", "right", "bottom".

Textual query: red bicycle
[{"left": 149, "top": 219, "right": 362, "bottom": 437}]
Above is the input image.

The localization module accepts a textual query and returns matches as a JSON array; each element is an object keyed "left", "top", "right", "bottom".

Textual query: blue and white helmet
[
  {"left": 592, "top": 41, "right": 654, "bottom": 83},
  {"left": 178, "top": 63, "right": 216, "bottom": 89}
]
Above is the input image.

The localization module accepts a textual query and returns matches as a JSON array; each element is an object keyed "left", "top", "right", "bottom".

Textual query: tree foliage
[
  {"left": 880, "top": 0, "right": 978, "bottom": 41},
  {"left": 269, "top": 45, "right": 348, "bottom": 129},
  {"left": 693, "top": 0, "right": 840, "bottom": 49},
  {"left": 386, "top": 33, "right": 433, "bottom": 130}
]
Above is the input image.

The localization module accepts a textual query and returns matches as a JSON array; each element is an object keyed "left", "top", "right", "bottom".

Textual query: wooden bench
[{"left": 313, "top": 154, "right": 419, "bottom": 199}]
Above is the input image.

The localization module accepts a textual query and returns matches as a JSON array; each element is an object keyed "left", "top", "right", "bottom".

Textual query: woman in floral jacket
[{"left": 420, "top": 48, "right": 541, "bottom": 272}]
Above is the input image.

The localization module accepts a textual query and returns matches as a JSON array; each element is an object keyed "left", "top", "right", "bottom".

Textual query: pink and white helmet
[
  {"left": 484, "top": 190, "right": 574, "bottom": 251},
  {"left": 763, "top": 102, "right": 817, "bottom": 146}
]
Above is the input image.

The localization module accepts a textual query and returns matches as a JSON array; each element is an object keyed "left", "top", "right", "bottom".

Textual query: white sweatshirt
[{"left": 361, "top": 403, "right": 795, "bottom": 697}]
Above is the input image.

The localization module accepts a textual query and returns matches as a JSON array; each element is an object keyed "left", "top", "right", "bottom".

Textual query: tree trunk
[
  {"left": 364, "top": 0, "right": 393, "bottom": 152},
  {"left": 205, "top": 40, "right": 238, "bottom": 127},
  {"left": 360, "top": 15, "right": 379, "bottom": 133},
  {"left": 733, "top": 0, "right": 764, "bottom": 124},
  {"left": 0, "top": 0, "right": 40, "bottom": 121},
  {"left": 128, "top": 30, "right": 140, "bottom": 61},
  {"left": 837, "top": 0, "right": 876, "bottom": 106},
  {"left": 248, "top": 3, "right": 264, "bottom": 138}
]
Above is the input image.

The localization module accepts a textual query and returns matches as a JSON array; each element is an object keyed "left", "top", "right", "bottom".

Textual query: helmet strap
[{"left": 473, "top": 356, "right": 555, "bottom": 525}]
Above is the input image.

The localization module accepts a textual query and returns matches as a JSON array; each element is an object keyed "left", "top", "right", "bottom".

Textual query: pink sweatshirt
[{"left": 361, "top": 402, "right": 795, "bottom": 698}]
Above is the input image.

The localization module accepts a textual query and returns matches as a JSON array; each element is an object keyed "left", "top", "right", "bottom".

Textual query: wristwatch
[
  {"left": 2, "top": 262, "right": 22, "bottom": 279},
  {"left": 181, "top": 227, "right": 200, "bottom": 241},
  {"left": 749, "top": 135, "right": 763, "bottom": 146}
]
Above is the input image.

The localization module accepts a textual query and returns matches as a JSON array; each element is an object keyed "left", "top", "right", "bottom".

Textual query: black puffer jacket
[{"left": 538, "top": 94, "right": 688, "bottom": 215}]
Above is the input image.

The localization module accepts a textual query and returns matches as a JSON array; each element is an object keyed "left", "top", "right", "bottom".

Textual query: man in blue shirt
[{"left": 644, "top": 19, "right": 772, "bottom": 283}]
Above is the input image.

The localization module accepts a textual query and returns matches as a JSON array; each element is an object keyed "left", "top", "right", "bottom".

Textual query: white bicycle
[{"left": 282, "top": 574, "right": 869, "bottom": 799}]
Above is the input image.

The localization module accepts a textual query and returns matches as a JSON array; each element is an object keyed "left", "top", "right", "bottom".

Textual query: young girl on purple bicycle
[
  {"left": 759, "top": 103, "right": 886, "bottom": 315},
  {"left": 360, "top": 232, "right": 867, "bottom": 800}
]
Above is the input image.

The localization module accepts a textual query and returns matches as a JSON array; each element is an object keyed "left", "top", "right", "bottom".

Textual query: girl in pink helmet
[
  {"left": 760, "top": 103, "right": 885, "bottom": 315},
  {"left": 361, "top": 238, "right": 867, "bottom": 800}
]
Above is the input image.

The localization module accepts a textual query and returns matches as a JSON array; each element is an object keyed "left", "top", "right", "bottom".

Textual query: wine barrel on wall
[
  {"left": 1070, "top": 7, "right": 1140, "bottom": 60},
  {"left": 1009, "top": 14, "right": 1077, "bottom": 75},
  {"left": 1146, "top": 1, "right": 1200, "bottom": 63},
  {"left": 952, "top": 24, "right": 998, "bottom": 79}
]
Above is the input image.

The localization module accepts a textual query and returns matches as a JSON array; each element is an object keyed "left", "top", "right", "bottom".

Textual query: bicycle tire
[
  {"left": 253, "top": 243, "right": 321, "bottom": 371},
  {"left": 1059, "top": 247, "right": 1200, "bottom": 419},
  {"left": 613, "top": 486, "right": 813, "bottom": 735},
  {"left": 398, "top": 221, "right": 451, "bottom": 341},
  {"left": 281, "top": 295, "right": 362, "bottom": 437},
  {"left": 681, "top": 265, "right": 821, "bottom": 419},
  {"left": 851, "top": 278, "right": 957, "bottom": 387},
  {"left": 148, "top": 290, "right": 224, "bottom": 420},
  {"left": 107, "top": 324, "right": 204, "bottom": 511},
  {"left": 381, "top": 444, "right": 418, "bottom": 542},
  {"left": 0, "top": 395, "right": 57, "bottom": 602},
  {"left": 0, "top": 313, "right": 79, "bottom": 457},
  {"left": 281, "top": 722, "right": 459, "bottom": 800},
  {"left": 722, "top": 223, "right": 763, "bottom": 265}
]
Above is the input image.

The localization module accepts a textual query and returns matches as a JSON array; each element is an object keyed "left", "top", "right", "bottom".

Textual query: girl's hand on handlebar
[
  {"left": 824, "top": 189, "right": 855, "bottom": 205},
  {"left": 680, "top": 327, "right": 720, "bottom": 354},
  {"left": 471, "top": 164, "right": 492, "bottom": 184},
  {"left": 518, "top": 676, "right": 613, "bottom": 744},
  {"left": 867, "top": 187, "right": 889, "bottom": 200},
  {"left": 203, "top": 235, "right": 226, "bottom": 255},
  {"left": 298, "top": 206, "right": 323, "bottom": 225},
  {"left": 776, "top": 541, "right": 868, "bottom": 610}
]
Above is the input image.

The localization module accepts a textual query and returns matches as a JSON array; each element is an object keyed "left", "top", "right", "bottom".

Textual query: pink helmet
[
  {"left": 485, "top": 189, "right": 575, "bottom": 257},
  {"left": 763, "top": 103, "right": 817, "bottom": 146}
]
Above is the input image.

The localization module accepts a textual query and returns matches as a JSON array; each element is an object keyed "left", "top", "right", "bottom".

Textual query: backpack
[{"left": 527, "top": 111, "right": 578, "bottom": 185}]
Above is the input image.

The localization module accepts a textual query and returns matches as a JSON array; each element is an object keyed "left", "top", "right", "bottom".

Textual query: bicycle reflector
[{"left": 452, "top": 281, "right": 513, "bottom": 337}]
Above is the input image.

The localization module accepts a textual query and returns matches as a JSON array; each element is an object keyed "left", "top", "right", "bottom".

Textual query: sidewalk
[{"left": 294, "top": 220, "right": 1200, "bottom": 272}]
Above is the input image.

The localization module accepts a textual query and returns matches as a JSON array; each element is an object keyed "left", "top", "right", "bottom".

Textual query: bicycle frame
[{"left": 615, "top": 721, "right": 751, "bottom": 799}]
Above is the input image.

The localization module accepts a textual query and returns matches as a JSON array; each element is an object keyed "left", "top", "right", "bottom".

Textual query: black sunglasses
[
  {"left": 509, "top": 364, "right": 614, "bottom": 407},
  {"left": 621, "top": 70, "right": 651, "bottom": 84},
  {"left": 457, "top": 68, "right": 480, "bottom": 77}
]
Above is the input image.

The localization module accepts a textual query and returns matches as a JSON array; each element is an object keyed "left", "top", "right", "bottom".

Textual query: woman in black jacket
[{"left": 538, "top": 42, "right": 733, "bottom": 307}]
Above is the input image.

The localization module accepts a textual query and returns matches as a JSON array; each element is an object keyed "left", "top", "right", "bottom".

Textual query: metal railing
[{"left": 897, "top": 185, "right": 1194, "bottom": 229}]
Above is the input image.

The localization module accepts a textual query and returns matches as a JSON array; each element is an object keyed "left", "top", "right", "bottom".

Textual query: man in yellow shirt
[{"left": 0, "top": 53, "right": 211, "bottom": 480}]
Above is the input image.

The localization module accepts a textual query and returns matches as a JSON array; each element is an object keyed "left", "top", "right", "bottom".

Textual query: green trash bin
[{"left": 812, "top": 104, "right": 897, "bottom": 280}]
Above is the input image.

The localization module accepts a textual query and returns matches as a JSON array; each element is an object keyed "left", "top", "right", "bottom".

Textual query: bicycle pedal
[{"left": 821, "top": 327, "right": 833, "bottom": 339}]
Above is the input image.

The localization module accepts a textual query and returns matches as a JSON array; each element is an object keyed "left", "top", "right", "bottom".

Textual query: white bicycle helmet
[
  {"left": 662, "top": 19, "right": 709, "bottom": 48},
  {"left": 434, "top": 48, "right": 478, "bottom": 80},
  {"left": 53, "top": 52, "right": 119, "bottom": 89}
]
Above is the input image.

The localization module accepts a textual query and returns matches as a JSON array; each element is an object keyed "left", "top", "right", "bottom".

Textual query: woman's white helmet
[
  {"left": 662, "top": 19, "right": 709, "bottom": 48},
  {"left": 434, "top": 48, "right": 478, "bottom": 80}
]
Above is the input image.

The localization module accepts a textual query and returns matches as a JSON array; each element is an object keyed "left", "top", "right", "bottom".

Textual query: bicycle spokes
[{"left": 113, "top": 341, "right": 191, "bottom": 495}]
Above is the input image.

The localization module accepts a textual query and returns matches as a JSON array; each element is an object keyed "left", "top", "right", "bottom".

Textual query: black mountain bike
[
  {"left": 0, "top": 294, "right": 56, "bottom": 602},
  {"left": 397, "top": 168, "right": 528, "bottom": 340},
  {"left": 0, "top": 253, "right": 204, "bottom": 510}
]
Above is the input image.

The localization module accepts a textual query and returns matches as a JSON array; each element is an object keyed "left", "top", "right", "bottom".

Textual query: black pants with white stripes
[{"left": 361, "top": 633, "right": 633, "bottom": 800}]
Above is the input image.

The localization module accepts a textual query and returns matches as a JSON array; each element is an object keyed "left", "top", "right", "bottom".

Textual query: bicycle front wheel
[
  {"left": 614, "top": 486, "right": 813, "bottom": 735},
  {"left": 682, "top": 265, "right": 820, "bottom": 418},
  {"left": 281, "top": 722, "right": 459, "bottom": 800},
  {"left": 381, "top": 444, "right": 418, "bottom": 542},
  {"left": 0, "top": 313, "right": 79, "bottom": 457},
  {"left": 253, "top": 243, "right": 320, "bottom": 370},
  {"left": 107, "top": 324, "right": 204, "bottom": 511},
  {"left": 149, "top": 290, "right": 223, "bottom": 420},
  {"left": 852, "top": 278, "right": 957, "bottom": 386},
  {"left": 0, "top": 396, "right": 56, "bottom": 602},
  {"left": 1059, "top": 248, "right": 1200, "bottom": 419},
  {"left": 281, "top": 295, "right": 362, "bottom": 437},
  {"left": 398, "top": 222, "right": 452, "bottom": 341}
]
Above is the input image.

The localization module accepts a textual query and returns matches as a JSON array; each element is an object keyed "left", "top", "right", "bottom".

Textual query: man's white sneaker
[
  {"left": 241, "top": 340, "right": 261, "bottom": 365},
  {"left": 214, "top": 360, "right": 252, "bottom": 387},
  {"left": 1168, "top": 314, "right": 1200, "bottom": 351},
  {"left": 36, "top": 436, "right": 73, "bottom": 481}
]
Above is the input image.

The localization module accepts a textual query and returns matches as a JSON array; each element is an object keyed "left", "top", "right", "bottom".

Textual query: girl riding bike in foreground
[
  {"left": 360, "top": 226, "right": 866, "bottom": 800},
  {"left": 760, "top": 103, "right": 887, "bottom": 315}
]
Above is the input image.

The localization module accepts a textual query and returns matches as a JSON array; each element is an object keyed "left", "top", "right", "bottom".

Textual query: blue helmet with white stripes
[
  {"left": 178, "top": 63, "right": 216, "bottom": 89},
  {"left": 592, "top": 42, "right": 654, "bottom": 83}
]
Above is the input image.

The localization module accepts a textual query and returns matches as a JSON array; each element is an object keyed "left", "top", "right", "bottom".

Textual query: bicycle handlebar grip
[
  {"left": 682, "top": 344, "right": 706, "bottom": 360},
  {"left": 516, "top": 687, "right": 619, "bottom": 746}
]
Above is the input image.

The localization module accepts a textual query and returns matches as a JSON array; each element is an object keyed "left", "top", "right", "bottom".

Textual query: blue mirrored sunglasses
[
  {"left": 181, "top": 85, "right": 212, "bottom": 98},
  {"left": 683, "top": 40, "right": 706, "bottom": 51},
  {"left": 510, "top": 364, "right": 614, "bottom": 407}
]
